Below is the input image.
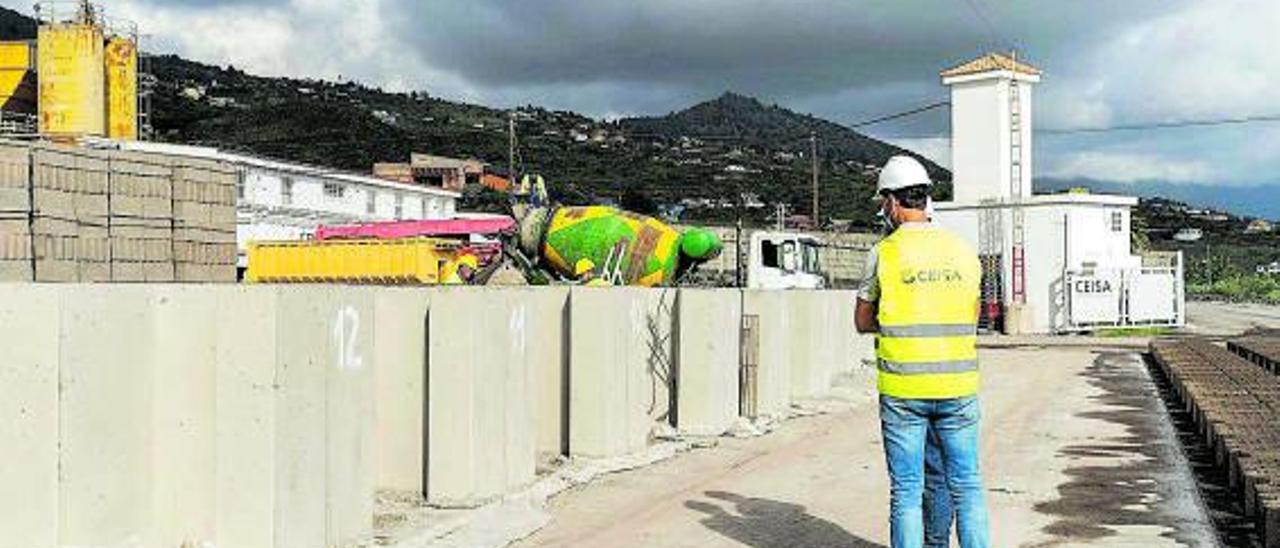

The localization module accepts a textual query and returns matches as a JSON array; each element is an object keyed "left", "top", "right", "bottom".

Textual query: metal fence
[{"left": 1061, "top": 257, "right": 1185, "bottom": 331}]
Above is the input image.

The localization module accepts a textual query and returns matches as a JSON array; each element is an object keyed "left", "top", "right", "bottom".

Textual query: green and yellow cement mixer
[{"left": 515, "top": 205, "right": 722, "bottom": 287}]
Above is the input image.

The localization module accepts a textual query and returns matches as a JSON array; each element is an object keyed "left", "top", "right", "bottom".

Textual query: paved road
[
  {"left": 513, "top": 345, "right": 1218, "bottom": 548},
  {"left": 1186, "top": 300, "right": 1280, "bottom": 337}
]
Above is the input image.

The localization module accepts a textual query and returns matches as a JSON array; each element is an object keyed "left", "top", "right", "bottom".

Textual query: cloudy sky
[{"left": 13, "top": 0, "right": 1278, "bottom": 188}]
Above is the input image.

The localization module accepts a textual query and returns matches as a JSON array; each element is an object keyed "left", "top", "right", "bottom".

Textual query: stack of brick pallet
[
  {"left": 108, "top": 150, "right": 175, "bottom": 282},
  {"left": 1229, "top": 337, "right": 1280, "bottom": 375},
  {"left": 171, "top": 156, "right": 238, "bottom": 282},
  {"left": 0, "top": 139, "right": 238, "bottom": 283},
  {"left": 1151, "top": 338, "right": 1280, "bottom": 547}
]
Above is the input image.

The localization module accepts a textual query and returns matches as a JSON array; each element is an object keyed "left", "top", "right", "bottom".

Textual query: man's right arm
[
  {"left": 855, "top": 246, "right": 880, "bottom": 334},
  {"left": 855, "top": 299, "right": 879, "bottom": 334}
]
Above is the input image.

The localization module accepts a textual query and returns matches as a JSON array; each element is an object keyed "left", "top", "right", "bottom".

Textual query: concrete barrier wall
[
  {"left": 568, "top": 287, "right": 677, "bottom": 458},
  {"left": 59, "top": 286, "right": 156, "bottom": 547},
  {"left": 426, "top": 289, "right": 540, "bottom": 507},
  {"left": 743, "top": 290, "right": 793, "bottom": 418},
  {"left": 213, "top": 287, "right": 279, "bottom": 548},
  {"left": 0, "top": 286, "right": 58, "bottom": 548},
  {"left": 676, "top": 290, "right": 742, "bottom": 436},
  {"left": 0, "top": 284, "right": 377, "bottom": 548},
  {"left": 788, "top": 290, "right": 865, "bottom": 398},
  {"left": 275, "top": 287, "right": 376, "bottom": 547},
  {"left": 0, "top": 284, "right": 869, "bottom": 546},
  {"left": 371, "top": 289, "right": 431, "bottom": 495},
  {"left": 525, "top": 288, "right": 571, "bottom": 460}
]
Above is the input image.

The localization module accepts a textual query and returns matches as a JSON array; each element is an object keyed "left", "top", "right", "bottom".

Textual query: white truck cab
[{"left": 747, "top": 231, "right": 825, "bottom": 290}]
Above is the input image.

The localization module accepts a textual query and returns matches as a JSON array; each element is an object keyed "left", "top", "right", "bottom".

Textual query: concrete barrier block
[
  {"left": 58, "top": 285, "right": 156, "bottom": 547},
  {"left": 676, "top": 290, "right": 741, "bottom": 436},
  {"left": 150, "top": 286, "right": 219, "bottom": 547},
  {"left": 274, "top": 287, "right": 375, "bottom": 548},
  {"left": 498, "top": 291, "right": 537, "bottom": 492},
  {"left": 811, "top": 291, "right": 847, "bottom": 378},
  {"left": 525, "top": 288, "right": 570, "bottom": 460},
  {"left": 0, "top": 285, "right": 59, "bottom": 548},
  {"left": 744, "top": 291, "right": 792, "bottom": 418},
  {"left": 569, "top": 287, "right": 676, "bottom": 459},
  {"left": 214, "top": 286, "right": 278, "bottom": 548},
  {"left": 324, "top": 287, "right": 377, "bottom": 546},
  {"left": 426, "top": 289, "right": 537, "bottom": 507},
  {"left": 372, "top": 288, "right": 431, "bottom": 494},
  {"left": 273, "top": 288, "right": 329, "bottom": 548},
  {"left": 639, "top": 289, "right": 677, "bottom": 431},
  {"left": 787, "top": 291, "right": 826, "bottom": 399}
]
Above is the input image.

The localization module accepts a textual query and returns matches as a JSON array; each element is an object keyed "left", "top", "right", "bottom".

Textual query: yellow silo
[
  {"left": 104, "top": 35, "right": 137, "bottom": 139},
  {"left": 36, "top": 4, "right": 106, "bottom": 137}
]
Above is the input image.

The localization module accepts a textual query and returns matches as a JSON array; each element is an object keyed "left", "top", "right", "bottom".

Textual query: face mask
[{"left": 877, "top": 204, "right": 896, "bottom": 234}]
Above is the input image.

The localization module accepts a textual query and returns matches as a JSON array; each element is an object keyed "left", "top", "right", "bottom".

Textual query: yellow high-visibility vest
[{"left": 876, "top": 225, "right": 982, "bottom": 399}]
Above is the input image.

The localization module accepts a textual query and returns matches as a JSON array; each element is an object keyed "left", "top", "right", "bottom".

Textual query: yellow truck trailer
[{"left": 246, "top": 238, "right": 464, "bottom": 285}]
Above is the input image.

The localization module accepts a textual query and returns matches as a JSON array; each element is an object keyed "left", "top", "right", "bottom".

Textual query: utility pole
[
  {"left": 810, "top": 132, "right": 819, "bottom": 228},
  {"left": 507, "top": 112, "right": 516, "bottom": 191}
]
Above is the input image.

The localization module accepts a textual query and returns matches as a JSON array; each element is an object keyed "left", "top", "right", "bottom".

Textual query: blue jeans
[
  {"left": 880, "top": 395, "right": 989, "bottom": 548},
  {"left": 924, "top": 426, "right": 953, "bottom": 548}
]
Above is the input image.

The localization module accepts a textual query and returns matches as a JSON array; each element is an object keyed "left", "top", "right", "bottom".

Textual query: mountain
[
  {"left": 0, "top": 7, "right": 954, "bottom": 229},
  {"left": 622, "top": 92, "right": 948, "bottom": 181},
  {"left": 1039, "top": 179, "right": 1280, "bottom": 222},
  {"left": 0, "top": 6, "right": 34, "bottom": 39}
]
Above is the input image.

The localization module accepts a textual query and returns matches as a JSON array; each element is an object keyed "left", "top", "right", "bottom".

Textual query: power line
[
  {"left": 868, "top": 112, "right": 1280, "bottom": 140},
  {"left": 848, "top": 100, "right": 950, "bottom": 129},
  {"left": 1037, "top": 113, "right": 1280, "bottom": 135}
]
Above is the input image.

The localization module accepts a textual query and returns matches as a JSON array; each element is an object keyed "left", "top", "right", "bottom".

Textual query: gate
[{"left": 1062, "top": 262, "right": 1185, "bottom": 332}]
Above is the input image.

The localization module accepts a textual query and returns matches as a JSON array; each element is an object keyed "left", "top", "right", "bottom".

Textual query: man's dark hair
[{"left": 884, "top": 184, "right": 931, "bottom": 210}]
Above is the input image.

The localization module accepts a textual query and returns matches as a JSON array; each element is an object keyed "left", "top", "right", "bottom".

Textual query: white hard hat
[{"left": 877, "top": 155, "right": 932, "bottom": 194}]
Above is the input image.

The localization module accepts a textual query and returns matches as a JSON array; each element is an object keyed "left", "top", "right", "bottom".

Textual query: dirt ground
[
  {"left": 506, "top": 301, "right": 1280, "bottom": 548},
  {"left": 512, "top": 347, "right": 1224, "bottom": 547}
]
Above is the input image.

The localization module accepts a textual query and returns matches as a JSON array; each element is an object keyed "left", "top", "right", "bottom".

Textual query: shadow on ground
[{"left": 685, "top": 490, "right": 885, "bottom": 548}]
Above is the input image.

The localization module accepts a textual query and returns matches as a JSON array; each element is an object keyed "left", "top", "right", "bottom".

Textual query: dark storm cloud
[
  {"left": 5, "top": 0, "right": 1275, "bottom": 186},
  {"left": 395, "top": 0, "right": 1178, "bottom": 101}
]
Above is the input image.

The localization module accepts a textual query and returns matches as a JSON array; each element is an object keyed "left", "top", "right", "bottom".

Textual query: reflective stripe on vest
[
  {"left": 878, "top": 324, "right": 976, "bottom": 338},
  {"left": 875, "top": 225, "right": 982, "bottom": 400},
  {"left": 878, "top": 358, "right": 979, "bottom": 375}
]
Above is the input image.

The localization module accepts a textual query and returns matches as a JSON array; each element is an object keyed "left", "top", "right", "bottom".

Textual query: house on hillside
[
  {"left": 1173, "top": 228, "right": 1204, "bottom": 242},
  {"left": 373, "top": 153, "right": 485, "bottom": 192},
  {"left": 1246, "top": 219, "right": 1274, "bottom": 233},
  {"left": 481, "top": 173, "right": 511, "bottom": 192}
]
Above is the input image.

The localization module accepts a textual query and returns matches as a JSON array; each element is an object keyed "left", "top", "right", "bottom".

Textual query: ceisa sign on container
[{"left": 1069, "top": 271, "right": 1122, "bottom": 324}]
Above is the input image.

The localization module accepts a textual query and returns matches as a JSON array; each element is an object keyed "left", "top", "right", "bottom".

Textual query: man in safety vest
[{"left": 856, "top": 156, "right": 989, "bottom": 548}]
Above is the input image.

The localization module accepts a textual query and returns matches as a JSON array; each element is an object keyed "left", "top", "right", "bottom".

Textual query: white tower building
[
  {"left": 941, "top": 53, "right": 1041, "bottom": 205},
  {"left": 930, "top": 53, "right": 1182, "bottom": 334}
]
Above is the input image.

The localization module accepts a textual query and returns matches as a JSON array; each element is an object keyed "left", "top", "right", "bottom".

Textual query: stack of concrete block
[
  {"left": 29, "top": 144, "right": 111, "bottom": 282},
  {"left": 0, "top": 140, "right": 240, "bottom": 284},
  {"left": 171, "top": 157, "right": 238, "bottom": 283},
  {"left": 0, "top": 143, "right": 32, "bottom": 281},
  {"left": 108, "top": 151, "right": 175, "bottom": 282}
]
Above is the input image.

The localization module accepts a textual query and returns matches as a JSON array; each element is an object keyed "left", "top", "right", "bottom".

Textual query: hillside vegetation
[{"left": 0, "top": 6, "right": 955, "bottom": 230}]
